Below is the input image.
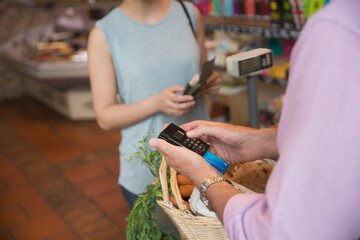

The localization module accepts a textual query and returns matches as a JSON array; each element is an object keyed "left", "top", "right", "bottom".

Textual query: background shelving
[{"left": 202, "top": 15, "right": 301, "bottom": 39}]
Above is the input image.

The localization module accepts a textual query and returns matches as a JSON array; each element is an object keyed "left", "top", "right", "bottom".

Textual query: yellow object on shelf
[{"left": 268, "top": 62, "right": 290, "bottom": 79}]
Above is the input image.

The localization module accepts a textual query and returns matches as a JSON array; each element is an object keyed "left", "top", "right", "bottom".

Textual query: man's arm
[
  {"left": 225, "top": 4, "right": 360, "bottom": 239},
  {"left": 149, "top": 137, "right": 242, "bottom": 221}
]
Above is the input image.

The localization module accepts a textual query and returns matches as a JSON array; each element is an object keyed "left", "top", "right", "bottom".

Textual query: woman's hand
[
  {"left": 199, "top": 71, "right": 222, "bottom": 95},
  {"left": 155, "top": 85, "right": 195, "bottom": 116}
]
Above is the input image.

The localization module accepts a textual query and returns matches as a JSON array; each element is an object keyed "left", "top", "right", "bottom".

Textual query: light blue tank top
[{"left": 95, "top": 0, "right": 210, "bottom": 194}]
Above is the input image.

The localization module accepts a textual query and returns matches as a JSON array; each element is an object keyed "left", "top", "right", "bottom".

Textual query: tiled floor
[{"left": 0, "top": 97, "right": 130, "bottom": 240}]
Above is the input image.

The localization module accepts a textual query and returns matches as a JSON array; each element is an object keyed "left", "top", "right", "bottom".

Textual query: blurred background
[
  {"left": 0, "top": 0, "right": 326, "bottom": 239},
  {"left": 0, "top": 1, "right": 129, "bottom": 239}
]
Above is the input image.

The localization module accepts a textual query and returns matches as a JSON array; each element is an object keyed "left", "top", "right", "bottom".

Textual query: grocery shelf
[
  {"left": 214, "top": 65, "right": 287, "bottom": 128},
  {"left": 259, "top": 74, "right": 288, "bottom": 86},
  {"left": 202, "top": 15, "right": 301, "bottom": 39},
  {"left": 202, "top": 15, "right": 271, "bottom": 28},
  {"left": 2, "top": 51, "right": 88, "bottom": 81},
  {"left": 215, "top": 66, "right": 288, "bottom": 87}
]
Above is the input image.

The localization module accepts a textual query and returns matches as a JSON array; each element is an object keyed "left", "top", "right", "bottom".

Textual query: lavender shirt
[{"left": 224, "top": 1, "right": 360, "bottom": 239}]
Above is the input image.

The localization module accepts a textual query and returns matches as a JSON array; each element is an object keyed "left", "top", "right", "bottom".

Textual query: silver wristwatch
[{"left": 199, "top": 176, "right": 233, "bottom": 211}]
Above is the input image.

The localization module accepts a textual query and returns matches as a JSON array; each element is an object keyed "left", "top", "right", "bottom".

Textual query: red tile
[
  {"left": 9, "top": 213, "right": 69, "bottom": 240},
  {"left": 19, "top": 160, "right": 62, "bottom": 188},
  {"left": 0, "top": 229, "right": 13, "bottom": 240},
  {"left": 4, "top": 173, "right": 27, "bottom": 188},
  {"left": 69, "top": 136, "right": 114, "bottom": 152},
  {"left": 20, "top": 195, "right": 53, "bottom": 218},
  {"left": 3, "top": 144, "right": 40, "bottom": 166},
  {"left": 55, "top": 125, "right": 95, "bottom": 140},
  {"left": 111, "top": 212, "right": 129, "bottom": 231},
  {"left": 62, "top": 201, "right": 97, "bottom": 222},
  {"left": 64, "top": 164, "right": 107, "bottom": 185},
  {"left": 0, "top": 204, "right": 28, "bottom": 228},
  {"left": 96, "top": 147, "right": 119, "bottom": 162},
  {"left": 43, "top": 144, "right": 81, "bottom": 163},
  {"left": 0, "top": 185, "right": 39, "bottom": 207},
  {"left": 44, "top": 188, "right": 85, "bottom": 213},
  {"left": 102, "top": 129, "right": 122, "bottom": 144},
  {"left": 2, "top": 119, "right": 81, "bottom": 163},
  {"left": 0, "top": 98, "right": 127, "bottom": 240},
  {"left": 94, "top": 189, "right": 129, "bottom": 216},
  {"left": 78, "top": 176, "right": 119, "bottom": 198},
  {"left": 74, "top": 217, "right": 121, "bottom": 238},
  {"left": 82, "top": 223, "right": 124, "bottom": 240},
  {"left": 0, "top": 150, "right": 9, "bottom": 162},
  {"left": 37, "top": 179, "right": 74, "bottom": 201},
  {"left": 68, "top": 209, "right": 121, "bottom": 237},
  {"left": 0, "top": 152, "right": 18, "bottom": 178},
  {"left": 69, "top": 209, "right": 104, "bottom": 230},
  {"left": 54, "top": 124, "right": 119, "bottom": 153},
  {"left": 0, "top": 180, "right": 5, "bottom": 191},
  {"left": 47, "top": 229, "right": 77, "bottom": 240},
  {"left": 101, "top": 157, "right": 120, "bottom": 177}
]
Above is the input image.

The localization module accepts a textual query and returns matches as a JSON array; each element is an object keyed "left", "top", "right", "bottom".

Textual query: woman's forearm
[{"left": 95, "top": 94, "right": 159, "bottom": 130}]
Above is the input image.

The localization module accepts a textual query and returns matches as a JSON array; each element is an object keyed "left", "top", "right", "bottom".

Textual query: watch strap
[{"left": 199, "top": 176, "right": 233, "bottom": 211}]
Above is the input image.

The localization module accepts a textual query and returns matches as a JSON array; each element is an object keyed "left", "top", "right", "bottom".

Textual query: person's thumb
[
  {"left": 169, "top": 85, "right": 185, "bottom": 93},
  {"left": 186, "top": 125, "right": 214, "bottom": 139},
  {"left": 149, "top": 138, "right": 173, "bottom": 155}
]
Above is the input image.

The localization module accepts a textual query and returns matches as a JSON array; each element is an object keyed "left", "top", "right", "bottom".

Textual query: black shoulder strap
[{"left": 177, "top": 0, "right": 196, "bottom": 39}]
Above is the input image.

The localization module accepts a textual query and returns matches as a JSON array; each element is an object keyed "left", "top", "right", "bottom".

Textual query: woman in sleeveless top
[{"left": 87, "top": 0, "right": 221, "bottom": 209}]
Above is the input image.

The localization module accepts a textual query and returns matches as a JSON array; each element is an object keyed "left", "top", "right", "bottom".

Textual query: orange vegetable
[
  {"left": 177, "top": 175, "right": 192, "bottom": 185},
  {"left": 184, "top": 200, "right": 196, "bottom": 215},
  {"left": 179, "top": 184, "right": 195, "bottom": 198},
  {"left": 169, "top": 195, "right": 196, "bottom": 215},
  {"left": 169, "top": 195, "right": 178, "bottom": 207}
]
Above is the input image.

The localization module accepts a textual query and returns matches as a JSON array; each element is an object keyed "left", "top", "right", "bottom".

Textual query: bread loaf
[{"left": 226, "top": 161, "right": 273, "bottom": 193}]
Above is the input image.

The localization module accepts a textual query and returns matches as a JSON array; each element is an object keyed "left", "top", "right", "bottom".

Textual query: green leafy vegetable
[
  {"left": 126, "top": 134, "right": 163, "bottom": 178},
  {"left": 126, "top": 134, "right": 176, "bottom": 240}
]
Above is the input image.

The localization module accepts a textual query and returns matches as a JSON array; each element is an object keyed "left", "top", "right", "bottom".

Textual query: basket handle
[
  {"left": 159, "top": 156, "right": 188, "bottom": 211},
  {"left": 159, "top": 157, "right": 169, "bottom": 202}
]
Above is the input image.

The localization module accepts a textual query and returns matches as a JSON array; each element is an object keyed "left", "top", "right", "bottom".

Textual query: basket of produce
[
  {"left": 156, "top": 156, "right": 276, "bottom": 240},
  {"left": 156, "top": 156, "right": 229, "bottom": 240},
  {"left": 156, "top": 156, "right": 275, "bottom": 240},
  {"left": 126, "top": 136, "right": 274, "bottom": 240}
]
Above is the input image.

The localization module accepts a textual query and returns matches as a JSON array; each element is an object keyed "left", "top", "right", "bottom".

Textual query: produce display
[
  {"left": 6, "top": 6, "right": 90, "bottom": 64},
  {"left": 10, "top": 38, "right": 88, "bottom": 63},
  {"left": 2, "top": 4, "right": 111, "bottom": 64}
]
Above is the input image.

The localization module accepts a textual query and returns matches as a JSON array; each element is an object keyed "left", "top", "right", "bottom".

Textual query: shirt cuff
[{"left": 224, "top": 193, "right": 264, "bottom": 240}]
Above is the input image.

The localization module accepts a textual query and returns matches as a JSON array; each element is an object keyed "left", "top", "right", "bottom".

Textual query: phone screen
[{"left": 183, "top": 58, "right": 215, "bottom": 96}]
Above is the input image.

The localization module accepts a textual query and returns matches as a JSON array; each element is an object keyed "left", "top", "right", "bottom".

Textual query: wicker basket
[{"left": 156, "top": 157, "right": 254, "bottom": 240}]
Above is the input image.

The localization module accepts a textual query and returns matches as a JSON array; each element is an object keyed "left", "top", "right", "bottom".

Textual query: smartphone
[
  {"left": 183, "top": 58, "right": 215, "bottom": 96},
  {"left": 158, "top": 123, "right": 229, "bottom": 174}
]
